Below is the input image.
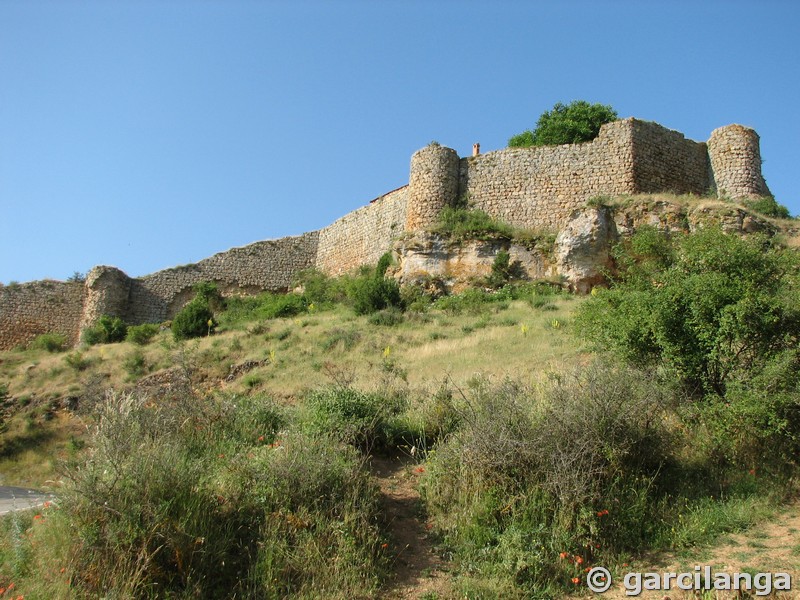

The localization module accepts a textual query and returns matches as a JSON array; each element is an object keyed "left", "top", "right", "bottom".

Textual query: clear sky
[{"left": 1, "top": 0, "right": 798, "bottom": 283}]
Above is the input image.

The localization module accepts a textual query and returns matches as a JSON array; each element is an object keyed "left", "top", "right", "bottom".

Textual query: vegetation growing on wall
[
  {"left": 509, "top": 100, "right": 618, "bottom": 147},
  {"left": 432, "top": 205, "right": 514, "bottom": 240}
]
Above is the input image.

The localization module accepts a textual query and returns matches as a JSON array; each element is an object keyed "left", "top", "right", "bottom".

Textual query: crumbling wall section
[
  {"left": 127, "top": 232, "right": 320, "bottom": 323},
  {"left": 78, "top": 266, "right": 132, "bottom": 334}
]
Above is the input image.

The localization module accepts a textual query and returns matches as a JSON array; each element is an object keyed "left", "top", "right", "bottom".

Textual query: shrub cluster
[
  {"left": 32, "top": 390, "right": 385, "bottom": 599},
  {"left": 577, "top": 226, "right": 800, "bottom": 397},
  {"left": 576, "top": 225, "right": 800, "bottom": 477},
  {"left": 172, "top": 282, "right": 223, "bottom": 341},
  {"left": 421, "top": 366, "right": 674, "bottom": 595},
  {"left": 345, "top": 253, "right": 403, "bottom": 315},
  {"left": 743, "top": 195, "right": 792, "bottom": 219},
  {"left": 82, "top": 315, "right": 128, "bottom": 345},
  {"left": 29, "top": 332, "right": 67, "bottom": 353},
  {"left": 125, "top": 323, "right": 160, "bottom": 345},
  {"left": 432, "top": 206, "right": 513, "bottom": 240},
  {"left": 305, "top": 385, "right": 409, "bottom": 451}
]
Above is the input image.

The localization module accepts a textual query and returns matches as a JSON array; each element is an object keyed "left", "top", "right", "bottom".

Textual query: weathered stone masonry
[
  {"left": 0, "top": 118, "right": 771, "bottom": 349},
  {"left": 317, "top": 186, "right": 408, "bottom": 276},
  {"left": 0, "top": 280, "right": 86, "bottom": 349}
]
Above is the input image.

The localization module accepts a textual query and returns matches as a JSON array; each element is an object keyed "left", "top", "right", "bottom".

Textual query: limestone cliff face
[
  {"left": 612, "top": 197, "right": 776, "bottom": 236},
  {"left": 393, "top": 200, "right": 785, "bottom": 296},
  {"left": 554, "top": 208, "right": 618, "bottom": 294},
  {"left": 395, "top": 233, "right": 553, "bottom": 293}
]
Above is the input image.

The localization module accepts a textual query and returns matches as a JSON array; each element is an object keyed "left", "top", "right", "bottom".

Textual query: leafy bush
[
  {"left": 253, "top": 292, "right": 307, "bottom": 319},
  {"left": 743, "top": 196, "right": 792, "bottom": 219},
  {"left": 343, "top": 255, "right": 403, "bottom": 316},
  {"left": 485, "top": 250, "right": 524, "bottom": 289},
  {"left": 41, "top": 391, "right": 383, "bottom": 599},
  {"left": 169, "top": 281, "right": 226, "bottom": 340},
  {"left": 193, "top": 280, "right": 226, "bottom": 311},
  {"left": 125, "top": 323, "right": 160, "bottom": 345},
  {"left": 82, "top": 315, "right": 128, "bottom": 345},
  {"left": 29, "top": 332, "right": 67, "bottom": 353},
  {"left": 348, "top": 276, "right": 402, "bottom": 315},
  {"left": 509, "top": 100, "right": 618, "bottom": 147},
  {"left": 576, "top": 227, "right": 800, "bottom": 396},
  {"left": 220, "top": 292, "right": 308, "bottom": 329},
  {"left": 294, "top": 268, "right": 344, "bottom": 305},
  {"left": 306, "top": 386, "right": 409, "bottom": 451},
  {"left": 122, "top": 349, "right": 148, "bottom": 380},
  {"left": 421, "top": 365, "right": 674, "bottom": 595},
  {"left": 64, "top": 351, "right": 93, "bottom": 372},
  {"left": 682, "top": 350, "right": 800, "bottom": 477},
  {"left": 172, "top": 298, "right": 216, "bottom": 341},
  {"left": 433, "top": 206, "right": 513, "bottom": 239}
]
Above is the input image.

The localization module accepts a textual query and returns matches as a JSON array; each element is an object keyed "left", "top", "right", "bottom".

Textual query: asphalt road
[{"left": 0, "top": 486, "right": 54, "bottom": 515}]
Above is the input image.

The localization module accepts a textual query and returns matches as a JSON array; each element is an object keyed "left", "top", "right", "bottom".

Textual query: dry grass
[{"left": 0, "top": 295, "right": 586, "bottom": 488}]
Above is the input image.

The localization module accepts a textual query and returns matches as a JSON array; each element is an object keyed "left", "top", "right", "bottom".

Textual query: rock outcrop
[
  {"left": 395, "top": 232, "right": 552, "bottom": 293},
  {"left": 554, "top": 207, "right": 618, "bottom": 293}
]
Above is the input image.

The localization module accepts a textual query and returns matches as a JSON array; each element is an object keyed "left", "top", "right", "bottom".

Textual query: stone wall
[
  {"left": 128, "top": 232, "right": 320, "bottom": 323},
  {"left": 0, "top": 117, "right": 773, "bottom": 348},
  {"left": 316, "top": 186, "right": 408, "bottom": 275},
  {"left": 456, "top": 118, "right": 720, "bottom": 231},
  {"left": 629, "top": 119, "right": 711, "bottom": 195},
  {"left": 458, "top": 119, "right": 637, "bottom": 230},
  {"left": 0, "top": 280, "right": 86, "bottom": 349}
]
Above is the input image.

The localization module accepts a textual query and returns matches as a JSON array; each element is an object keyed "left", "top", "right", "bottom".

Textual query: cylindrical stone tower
[
  {"left": 708, "top": 124, "right": 771, "bottom": 199},
  {"left": 405, "top": 143, "right": 460, "bottom": 231},
  {"left": 78, "top": 266, "right": 132, "bottom": 336}
]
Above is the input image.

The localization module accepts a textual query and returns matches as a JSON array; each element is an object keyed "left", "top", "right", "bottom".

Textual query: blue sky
[{"left": 2, "top": 0, "right": 798, "bottom": 283}]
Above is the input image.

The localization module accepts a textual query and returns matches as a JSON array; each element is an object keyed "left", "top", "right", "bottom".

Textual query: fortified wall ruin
[{"left": 0, "top": 119, "right": 771, "bottom": 350}]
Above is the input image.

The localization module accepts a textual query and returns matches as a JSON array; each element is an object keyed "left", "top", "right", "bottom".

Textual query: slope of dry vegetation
[{"left": 2, "top": 222, "right": 800, "bottom": 599}]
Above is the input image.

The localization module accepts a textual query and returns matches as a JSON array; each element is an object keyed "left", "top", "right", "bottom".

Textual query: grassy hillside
[
  {"left": 0, "top": 289, "right": 580, "bottom": 488},
  {"left": 2, "top": 218, "right": 799, "bottom": 599}
]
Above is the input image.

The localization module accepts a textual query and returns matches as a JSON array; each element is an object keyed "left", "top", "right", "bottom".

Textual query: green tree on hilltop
[{"left": 509, "top": 100, "right": 618, "bottom": 147}]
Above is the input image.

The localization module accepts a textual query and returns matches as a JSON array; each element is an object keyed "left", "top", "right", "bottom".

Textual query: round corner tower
[
  {"left": 78, "top": 265, "right": 132, "bottom": 334},
  {"left": 406, "top": 143, "right": 460, "bottom": 231},
  {"left": 707, "top": 124, "right": 771, "bottom": 200}
]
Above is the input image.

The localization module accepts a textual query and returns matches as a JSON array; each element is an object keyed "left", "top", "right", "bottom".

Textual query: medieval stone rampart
[
  {"left": 457, "top": 118, "right": 723, "bottom": 230},
  {"left": 0, "top": 118, "right": 773, "bottom": 349},
  {"left": 459, "top": 119, "right": 636, "bottom": 229},
  {"left": 629, "top": 119, "right": 711, "bottom": 195},
  {"left": 0, "top": 280, "right": 86, "bottom": 349},
  {"left": 127, "top": 233, "right": 320, "bottom": 324},
  {"left": 316, "top": 186, "right": 408, "bottom": 276}
]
